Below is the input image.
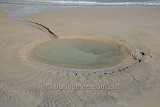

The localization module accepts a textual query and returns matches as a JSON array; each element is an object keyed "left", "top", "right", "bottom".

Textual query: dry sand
[{"left": 0, "top": 7, "right": 160, "bottom": 107}]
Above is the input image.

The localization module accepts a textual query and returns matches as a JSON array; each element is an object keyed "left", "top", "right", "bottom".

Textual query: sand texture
[{"left": 0, "top": 7, "right": 160, "bottom": 107}]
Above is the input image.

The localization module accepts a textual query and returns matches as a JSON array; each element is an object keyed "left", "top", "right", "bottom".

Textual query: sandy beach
[{"left": 1, "top": 6, "right": 160, "bottom": 107}]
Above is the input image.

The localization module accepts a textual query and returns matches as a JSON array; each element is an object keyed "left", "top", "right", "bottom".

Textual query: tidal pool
[{"left": 31, "top": 38, "right": 126, "bottom": 69}]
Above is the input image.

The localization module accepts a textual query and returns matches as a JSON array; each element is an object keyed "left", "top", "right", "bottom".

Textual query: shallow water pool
[{"left": 31, "top": 38, "right": 125, "bottom": 69}]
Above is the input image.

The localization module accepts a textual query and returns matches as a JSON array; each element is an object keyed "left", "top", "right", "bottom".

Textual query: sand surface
[{"left": 1, "top": 7, "right": 160, "bottom": 107}]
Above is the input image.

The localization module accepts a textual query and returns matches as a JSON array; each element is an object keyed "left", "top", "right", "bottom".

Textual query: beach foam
[{"left": 28, "top": 0, "right": 160, "bottom": 6}]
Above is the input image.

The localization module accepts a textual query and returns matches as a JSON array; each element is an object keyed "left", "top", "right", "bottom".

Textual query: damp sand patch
[{"left": 19, "top": 36, "right": 139, "bottom": 73}]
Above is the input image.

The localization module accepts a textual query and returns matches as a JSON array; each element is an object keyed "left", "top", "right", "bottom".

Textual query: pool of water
[{"left": 31, "top": 38, "right": 125, "bottom": 69}]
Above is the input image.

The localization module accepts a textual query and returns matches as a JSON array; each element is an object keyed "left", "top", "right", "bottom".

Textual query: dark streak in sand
[{"left": 27, "top": 20, "right": 59, "bottom": 39}]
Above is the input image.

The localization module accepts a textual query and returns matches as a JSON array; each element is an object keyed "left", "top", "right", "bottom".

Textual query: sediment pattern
[
  {"left": 15, "top": 36, "right": 158, "bottom": 107},
  {"left": 0, "top": 36, "right": 158, "bottom": 107},
  {"left": 1, "top": 4, "right": 160, "bottom": 107}
]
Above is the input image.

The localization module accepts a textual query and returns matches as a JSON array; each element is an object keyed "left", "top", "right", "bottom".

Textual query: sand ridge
[{"left": 18, "top": 36, "right": 141, "bottom": 74}]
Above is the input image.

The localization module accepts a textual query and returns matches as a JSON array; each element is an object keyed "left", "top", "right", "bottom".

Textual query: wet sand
[{"left": 1, "top": 7, "right": 160, "bottom": 107}]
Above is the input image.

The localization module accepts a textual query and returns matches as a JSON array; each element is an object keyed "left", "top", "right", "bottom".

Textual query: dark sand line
[{"left": 26, "top": 20, "right": 59, "bottom": 39}]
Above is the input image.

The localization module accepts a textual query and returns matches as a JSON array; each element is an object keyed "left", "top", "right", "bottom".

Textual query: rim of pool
[{"left": 18, "top": 36, "right": 140, "bottom": 73}]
